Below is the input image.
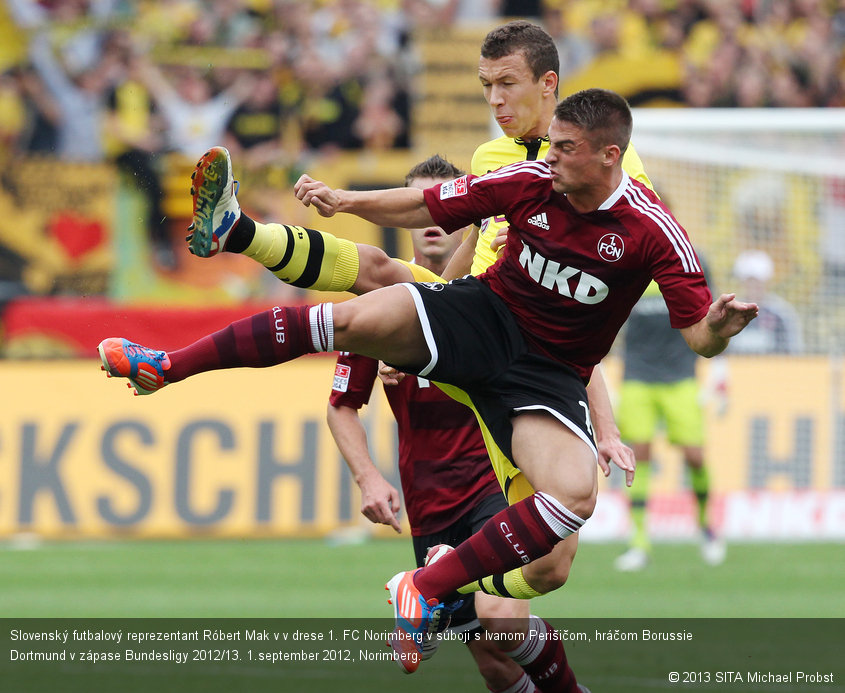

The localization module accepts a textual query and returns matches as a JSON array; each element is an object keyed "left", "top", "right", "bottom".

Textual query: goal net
[{"left": 631, "top": 108, "right": 845, "bottom": 356}]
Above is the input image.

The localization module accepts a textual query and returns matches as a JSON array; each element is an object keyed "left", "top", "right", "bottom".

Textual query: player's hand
[
  {"left": 706, "top": 293, "right": 758, "bottom": 338},
  {"left": 378, "top": 362, "right": 406, "bottom": 386},
  {"left": 293, "top": 174, "right": 341, "bottom": 217},
  {"left": 490, "top": 228, "right": 508, "bottom": 253},
  {"left": 597, "top": 436, "right": 636, "bottom": 487},
  {"left": 359, "top": 472, "right": 402, "bottom": 533}
]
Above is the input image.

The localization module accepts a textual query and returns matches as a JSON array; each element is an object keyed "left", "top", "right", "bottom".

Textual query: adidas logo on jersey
[{"left": 527, "top": 212, "right": 550, "bottom": 230}]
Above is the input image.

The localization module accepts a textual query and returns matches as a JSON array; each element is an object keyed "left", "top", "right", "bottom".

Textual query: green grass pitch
[
  {"left": 0, "top": 537, "right": 842, "bottom": 617},
  {"left": 2, "top": 538, "right": 842, "bottom": 692}
]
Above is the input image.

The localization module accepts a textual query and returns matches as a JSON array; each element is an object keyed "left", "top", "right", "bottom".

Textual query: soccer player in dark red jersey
[
  {"left": 149, "top": 20, "right": 635, "bottom": 620},
  {"left": 292, "top": 88, "right": 756, "bottom": 666},
  {"left": 327, "top": 156, "right": 587, "bottom": 692},
  {"left": 100, "top": 89, "right": 757, "bottom": 672}
]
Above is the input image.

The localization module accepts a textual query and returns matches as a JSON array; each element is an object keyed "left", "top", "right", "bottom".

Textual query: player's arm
[
  {"left": 294, "top": 175, "right": 435, "bottom": 229},
  {"left": 441, "top": 227, "right": 479, "bottom": 281},
  {"left": 326, "top": 403, "right": 403, "bottom": 533},
  {"left": 681, "top": 293, "right": 759, "bottom": 357},
  {"left": 586, "top": 365, "right": 635, "bottom": 487}
]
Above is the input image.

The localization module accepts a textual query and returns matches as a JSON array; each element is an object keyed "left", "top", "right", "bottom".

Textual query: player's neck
[
  {"left": 565, "top": 171, "right": 624, "bottom": 213},
  {"left": 416, "top": 256, "right": 447, "bottom": 276}
]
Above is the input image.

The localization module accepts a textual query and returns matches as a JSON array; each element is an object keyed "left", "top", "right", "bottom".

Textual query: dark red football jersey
[
  {"left": 329, "top": 352, "right": 501, "bottom": 536},
  {"left": 423, "top": 161, "right": 712, "bottom": 381}
]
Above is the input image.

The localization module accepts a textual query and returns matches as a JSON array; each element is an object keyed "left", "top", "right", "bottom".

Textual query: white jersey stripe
[
  {"left": 473, "top": 163, "right": 550, "bottom": 185},
  {"left": 627, "top": 183, "right": 700, "bottom": 272},
  {"left": 599, "top": 170, "right": 630, "bottom": 210},
  {"left": 625, "top": 183, "right": 700, "bottom": 272},
  {"left": 471, "top": 160, "right": 551, "bottom": 186},
  {"left": 623, "top": 184, "right": 700, "bottom": 273}
]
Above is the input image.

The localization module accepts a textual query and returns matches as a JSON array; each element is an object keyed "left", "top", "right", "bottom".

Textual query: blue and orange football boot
[
  {"left": 98, "top": 338, "right": 171, "bottom": 395},
  {"left": 384, "top": 570, "right": 444, "bottom": 674}
]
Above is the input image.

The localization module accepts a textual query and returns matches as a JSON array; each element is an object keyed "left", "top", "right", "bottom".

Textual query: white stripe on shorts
[{"left": 400, "top": 283, "right": 438, "bottom": 377}]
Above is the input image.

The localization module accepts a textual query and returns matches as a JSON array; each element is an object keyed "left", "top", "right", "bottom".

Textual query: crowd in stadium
[
  {"left": 1, "top": 0, "right": 843, "bottom": 165},
  {"left": 0, "top": 0, "right": 841, "bottom": 348}
]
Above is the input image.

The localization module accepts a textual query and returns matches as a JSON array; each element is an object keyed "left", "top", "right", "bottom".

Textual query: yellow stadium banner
[
  {"left": 0, "top": 356, "right": 843, "bottom": 540},
  {"left": 0, "top": 357, "right": 400, "bottom": 539}
]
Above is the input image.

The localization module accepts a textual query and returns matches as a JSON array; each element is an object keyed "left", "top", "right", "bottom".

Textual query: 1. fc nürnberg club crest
[{"left": 597, "top": 233, "right": 624, "bottom": 262}]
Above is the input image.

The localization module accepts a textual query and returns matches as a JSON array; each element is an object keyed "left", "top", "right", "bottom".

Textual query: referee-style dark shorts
[
  {"left": 412, "top": 492, "right": 507, "bottom": 632},
  {"left": 399, "top": 277, "right": 597, "bottom": 463}
]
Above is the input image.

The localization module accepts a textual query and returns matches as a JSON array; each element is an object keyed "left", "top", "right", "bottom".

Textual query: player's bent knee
[{"left": 542, "top": 487, "right": 596, "bottom": 523}]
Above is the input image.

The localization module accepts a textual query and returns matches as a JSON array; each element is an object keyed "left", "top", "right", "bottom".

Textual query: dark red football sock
[
  {"left": 413, "top": 493, "right": 579, "bottom": 601},
  {"left": 508, "top": 617, "right": 579, "bottom": 693},
  {"left": 166, "top": 305, "right": 316, "bottom": 382}
]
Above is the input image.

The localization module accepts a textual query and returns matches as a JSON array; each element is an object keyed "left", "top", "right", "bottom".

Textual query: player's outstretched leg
[
  {"left": 97, "top": 304, "right": 328, "bottom": 396},
  {"left": 98, "top": 338, "right": 172, "bottom": 396},
  {"left": 187, "top": 147, "right": 360, "bottom": 292},
  {"left": 384, "top": 570, "right": 444, "bottom": 674},
  {"left": 188, "top": 147, "right": 241, "bottom": 257}
]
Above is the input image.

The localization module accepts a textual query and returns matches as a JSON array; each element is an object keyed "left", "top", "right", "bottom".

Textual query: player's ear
[
  {"left": 541, "top": 70, "right": 558, "bottom": 97},
  {"left": 603, "top": 144, "right": 622, "bottom": 167}
]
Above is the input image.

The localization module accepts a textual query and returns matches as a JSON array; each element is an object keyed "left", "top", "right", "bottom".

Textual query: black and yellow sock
[
  {"left": 629, "top": 459, "right": 651, "bottom": 551},
  {"left": 226, "top": 213, "right": 359, "bottom": 291},
  {"left": 457, "top": 566, "right": 545, "bottom": 599},
  {"left": 690, "top": 464, "right": 710, "bottom": 531}
]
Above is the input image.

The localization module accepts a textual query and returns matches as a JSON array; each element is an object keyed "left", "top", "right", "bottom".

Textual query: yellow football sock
[
  {"left": 629, "top": 459, "right": 651, "bottom": 551},
  {"left": 244, "top": 222, "right": 359, "bottom": 291},
  {"left": 690, "top": 465, "right": 710, "bottom": 530},
  {"left": 457, "top": 566, "right": 545, "bottom": 599}
]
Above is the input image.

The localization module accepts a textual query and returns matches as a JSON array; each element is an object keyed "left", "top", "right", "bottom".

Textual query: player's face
[
  {"left": 479, "top": 51, "right": 555, "bottom": 140},
  {"left": 406, "top": 176, "right": 463, "bottom": 265},
  {"left": 544, "top": 118, "right": 611, "bottom": 196}
]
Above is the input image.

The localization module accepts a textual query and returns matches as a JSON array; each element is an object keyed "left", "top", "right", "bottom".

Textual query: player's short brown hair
[
  {"left": 554, "top": 88, "right": 632, "bottom": 154},
  {"left": 481, "top": 20, "right": 559, "bottom": 83},
  {"left": 405, "top": 155, "right": 464, "bottom": 186}
]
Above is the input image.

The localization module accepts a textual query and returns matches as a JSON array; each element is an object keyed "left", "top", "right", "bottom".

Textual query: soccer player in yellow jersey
[{"left": 442, "top": 21, "right": 652, "bottom": 281}]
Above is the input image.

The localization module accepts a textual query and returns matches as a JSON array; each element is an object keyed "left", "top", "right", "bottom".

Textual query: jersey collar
[
  {"left": 514, "top": 135, "right": 549, "bottom": 161},
  {"left": 598, "top": 170, "right": 630, "bottom": 210}
]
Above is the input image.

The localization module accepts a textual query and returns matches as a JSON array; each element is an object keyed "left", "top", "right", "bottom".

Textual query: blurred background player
[
  {"left": 327, "top": 154, "right": 588, "bottom": 693},
  {"left": 614, "top": 273, "right": 727, "bottom": 572},
  {"left": 728, "top": 249, "right": 803, "bottom": 355}
]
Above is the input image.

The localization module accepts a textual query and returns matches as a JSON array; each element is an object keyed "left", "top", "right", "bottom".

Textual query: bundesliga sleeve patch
[
  {"left": 332, "top": 364, "right": 351, "bottom": 392},
  {"left": 439, "top": 175, "right": 468, "bottom": 200}
]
